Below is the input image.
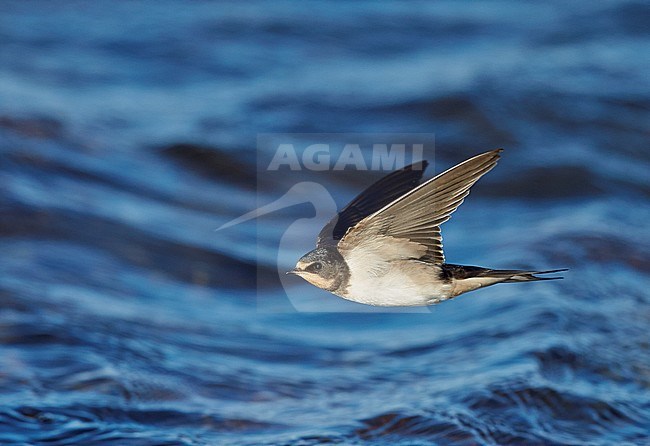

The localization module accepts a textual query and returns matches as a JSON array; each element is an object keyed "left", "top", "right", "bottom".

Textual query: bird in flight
[{"left": 287, "top": 149, "right": 565, "bottom": 306}]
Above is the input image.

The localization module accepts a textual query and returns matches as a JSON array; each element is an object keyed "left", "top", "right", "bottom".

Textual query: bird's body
[
  {"left": 340, "top": 256, "right": 450, "bottom": 306},
  {"left": 289, "top": 149, "right": 565, "bottom": 306}
]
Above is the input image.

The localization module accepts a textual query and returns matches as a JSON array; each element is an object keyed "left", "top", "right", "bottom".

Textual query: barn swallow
[{"left": 288, "top": 149, "right": 566, "bottom": 306}]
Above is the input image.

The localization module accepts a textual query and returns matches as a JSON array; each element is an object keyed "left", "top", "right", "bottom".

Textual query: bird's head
[{"left": 287, "top": 246, "right": 348, "bottom": 292}]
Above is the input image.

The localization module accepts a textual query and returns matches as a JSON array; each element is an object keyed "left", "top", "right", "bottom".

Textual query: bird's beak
[{"left": 286, "top": 268, "right": 300, "bottom": 275}]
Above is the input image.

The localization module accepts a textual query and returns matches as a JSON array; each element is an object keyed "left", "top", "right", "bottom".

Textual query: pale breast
[{"left": 339, "top": 259, "right": 453, "bottom": 306}]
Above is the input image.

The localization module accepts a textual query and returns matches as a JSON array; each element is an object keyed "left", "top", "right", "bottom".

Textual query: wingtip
[
  {"left": 485, "top": 148, "right": 504, "bottom": 165},
  {"left": 470, "top": 148, "right": 503, "bottom": 164}
]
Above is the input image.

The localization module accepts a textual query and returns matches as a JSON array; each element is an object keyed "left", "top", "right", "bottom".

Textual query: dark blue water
[{"left": 1, "top": 1, "right": 649, "bottom": 444}]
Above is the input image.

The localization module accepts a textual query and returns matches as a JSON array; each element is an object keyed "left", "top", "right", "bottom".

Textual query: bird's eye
[{"left": 310, "top": 262, "right": 322, "bottom": 271}]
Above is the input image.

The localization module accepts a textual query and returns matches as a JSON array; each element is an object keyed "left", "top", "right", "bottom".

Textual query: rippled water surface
[{"left": 1, "top": 1, "right": 649, "bottom": 444}]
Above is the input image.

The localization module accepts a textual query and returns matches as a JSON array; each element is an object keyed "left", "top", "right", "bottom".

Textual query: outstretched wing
[
  {"left": 338, "top": 149, "right": 502, "bottom": 264},
  {"left": 317, "top": 160, "right": 428, "bottom": 246}
]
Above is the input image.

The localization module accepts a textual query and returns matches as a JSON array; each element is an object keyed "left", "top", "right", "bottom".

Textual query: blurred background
[{"left": 1, "top": 1, "right": 649, "bottom": 444}]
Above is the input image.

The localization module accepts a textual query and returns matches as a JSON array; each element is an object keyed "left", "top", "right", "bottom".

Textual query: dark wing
[
  {"left": 317, "top": 160, "right": 428, "bottom": 247},
  {"left": 338, "top": 149, "right": 502, "bottom": 264}
]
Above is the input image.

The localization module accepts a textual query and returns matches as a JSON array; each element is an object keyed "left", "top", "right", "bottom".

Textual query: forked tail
[
  {"left": 441, "top": 264, "right": 568, "bottom": 283},
  {"left": 499, "top": 268, "right": 568, "bottom": 283}
]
